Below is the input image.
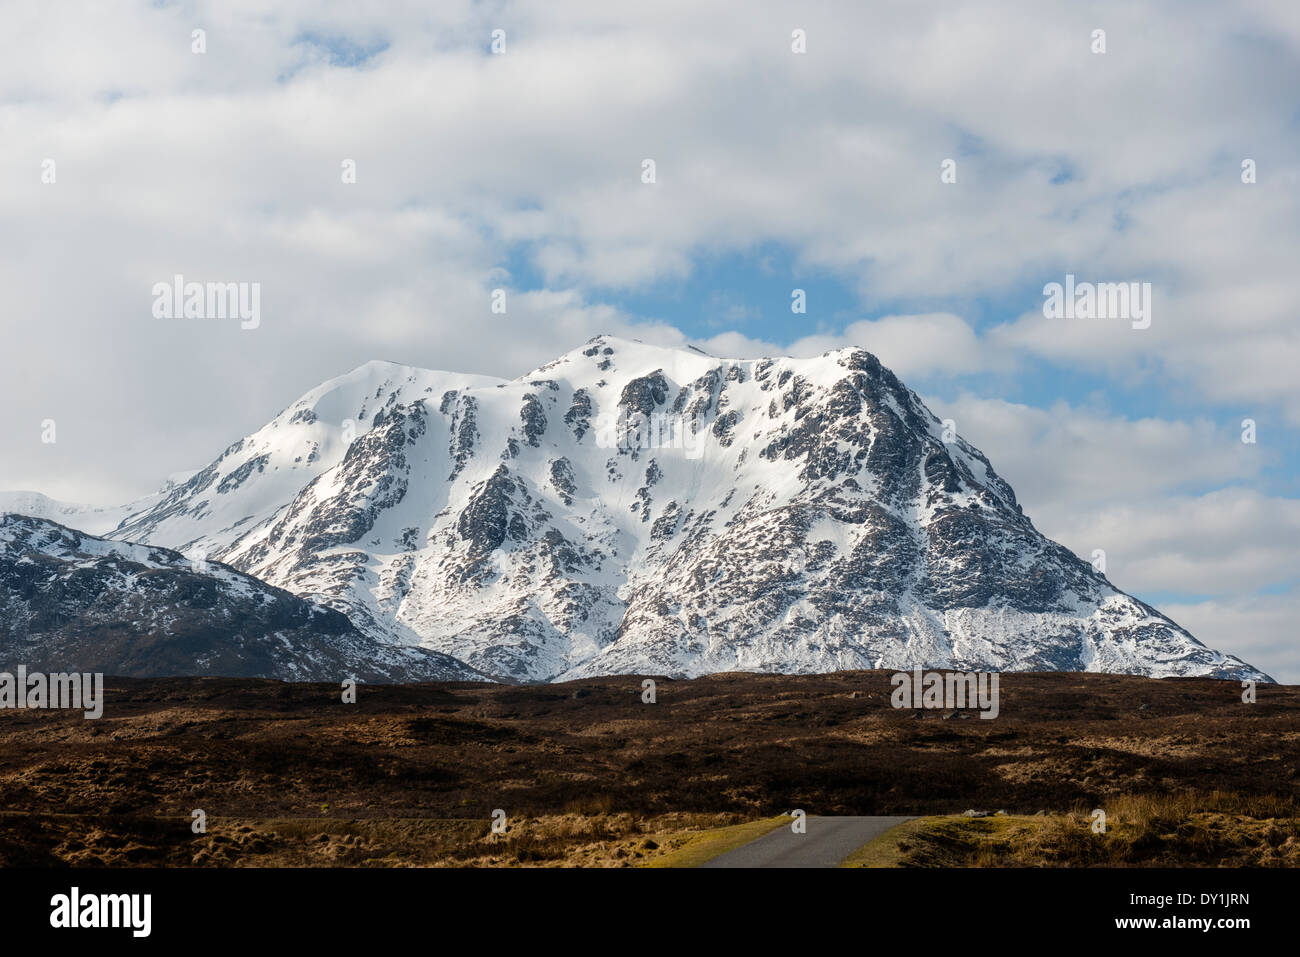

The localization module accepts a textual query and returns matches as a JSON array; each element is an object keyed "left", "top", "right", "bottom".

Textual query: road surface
[{"left": 700, "top": 815, "right": 914, "bottom": 868}]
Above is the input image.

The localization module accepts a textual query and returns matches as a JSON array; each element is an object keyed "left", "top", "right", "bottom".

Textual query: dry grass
[
  {"left": 1, "top": 672, "right": 1296, "bottom": 866},
  {"left": 839, "top": 818, "right": 933, "bottom": 867},
  {"left": 859, "top": 792, "right": 1300, "bottom": 868},
  {"left": 0, "top": 810, "right": 760, "bottom": 867},
  {"left": 640, "top": 816, "right": 788, "bottom": 868}
]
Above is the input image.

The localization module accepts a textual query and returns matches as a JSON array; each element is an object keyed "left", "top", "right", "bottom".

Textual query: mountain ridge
[
  {"left": 0, "top": 512, "right": 489, "bottom": 682},
  {"left": 2, "top": 336, "right": 1272, "bottom": 684}
]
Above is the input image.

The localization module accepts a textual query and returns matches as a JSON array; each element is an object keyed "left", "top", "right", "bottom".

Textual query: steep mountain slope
[
  {"left": 0, "top": 513, "right": 486, "bottom": 682},
  {"left": 109, "top": 361, "right": 501, "bottom": 558},
  {"left": 99, "top": 336, "right": 1269, "bottom": 684}
]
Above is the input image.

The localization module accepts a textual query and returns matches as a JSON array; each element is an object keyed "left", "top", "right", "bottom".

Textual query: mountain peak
[{"left": 68, "top": 337, "right": 1268, "bottom": 685}]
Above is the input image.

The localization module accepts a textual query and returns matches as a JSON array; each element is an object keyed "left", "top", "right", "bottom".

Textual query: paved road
[{"left": 701, "top": 816, "right": 914, "bottom": 868}]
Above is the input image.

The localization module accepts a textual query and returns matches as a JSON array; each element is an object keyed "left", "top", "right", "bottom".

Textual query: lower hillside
[{"left": 0, "top": 513, "right": 484, "bottom": 682}]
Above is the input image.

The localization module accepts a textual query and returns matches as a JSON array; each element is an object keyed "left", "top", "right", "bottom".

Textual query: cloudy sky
[{"left": 2, "top": 0, "right": 1297, "bottom": 679}]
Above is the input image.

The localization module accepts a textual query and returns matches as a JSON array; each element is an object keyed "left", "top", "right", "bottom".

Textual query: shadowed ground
[{"left": 0, "top": 670, "right": 1295, "bottom": 865}]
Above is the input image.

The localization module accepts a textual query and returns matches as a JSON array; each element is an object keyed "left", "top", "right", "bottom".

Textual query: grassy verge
[
  {"left": 640, "top": 815, "right": 789, "bottom": 868},
  {"left": 842, "top": 793, "right": 1300, "bottom": 867},
  {"left": 839, "top": 817, "right": 934, "bottom": 867}
]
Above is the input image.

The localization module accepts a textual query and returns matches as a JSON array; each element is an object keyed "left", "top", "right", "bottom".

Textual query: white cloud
[
  {"left": 1163, "top": 590, "right": 1300, "bottom": 685},
  {"left": 788, "top": 314, "right": 1008, "bottom": 379},
  {"left": 1042, "top": 489, "right": 1300, "bottom": 598},
  {"left": 0, "top": 0, "right": 1295, "bottom": 678},
  {"left": 4, "top": 1, "right": 1297, "bottom": 499},
  {"left": 925, "top": 395, "right": 1267, "bottom": 512}
]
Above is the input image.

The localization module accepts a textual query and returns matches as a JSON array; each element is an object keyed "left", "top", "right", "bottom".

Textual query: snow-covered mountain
[
  {"left": 80, "top": 336, "right": 1268, "bottom": 684},
  {"left": 0, "top": 474, "right": 195, "bottom": 537},
  {"left": 0, "top": 513, "right": 486, "bottom": 682}
]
